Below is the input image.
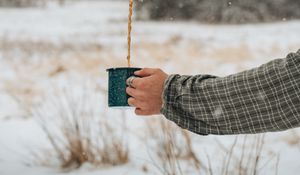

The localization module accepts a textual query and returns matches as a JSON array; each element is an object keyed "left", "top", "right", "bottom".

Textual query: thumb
[{"left": 135, "top": 68, "right": 157, "bottom": 77}]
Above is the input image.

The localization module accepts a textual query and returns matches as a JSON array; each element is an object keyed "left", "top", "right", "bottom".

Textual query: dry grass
[
  {"left": 144, "top": 120, "right": 279, "bottom": 175},
  {"left": 1, "top": 36, "right": 297, "bottom": 77},
  {"left": 213, "top": 134, "right": 279, "bottom": 175},
  {"left": 145, "top": 118, "right": 204, "bottom": 175},
  {"left": 133, "top": 39, "right": 253, "bottom": 63},
  {"left": 208, "top": 43, "right": 253, "bottom": 62},
  {"left": 0, "top": 37, "right": 105, "bottom": 76},
  {"left": 0, "top": 35, "right": 289, "bottom": 174},
  {"left": 32, "top": 84, "right": 129, "bottom": 170},
  {"left": 0, "top": 37, "right": 107, "bottom": 119},
  {"left": 284, "top": 130, "right": 300, "bottom": 150},
  {"left": 0, "top": 37, "right": 102, "bottom": 60},
  {"left": 3, "top": 79, "right": 41, "bottom": 118}
]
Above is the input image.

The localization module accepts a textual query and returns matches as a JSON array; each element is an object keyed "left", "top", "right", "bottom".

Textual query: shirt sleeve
[{"left": 161, "top": 49, "right": 300, "bottom": 135}]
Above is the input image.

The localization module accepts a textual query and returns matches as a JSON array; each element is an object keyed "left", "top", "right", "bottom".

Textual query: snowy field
[{"left": 0, "top": 1, "right": 300, "bottom": 175}]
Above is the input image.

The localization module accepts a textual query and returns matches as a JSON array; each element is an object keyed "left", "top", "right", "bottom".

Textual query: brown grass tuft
[
  {"left": 145, "top": 118, "right": 204, "bottom": 175},
  {"left": 32, "top": 84, "right": 129, "bottom": 170}
]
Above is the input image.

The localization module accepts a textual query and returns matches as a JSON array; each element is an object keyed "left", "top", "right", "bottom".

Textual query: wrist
[{"left": 160, "top": 74, "right": 176, "bottom": 113}]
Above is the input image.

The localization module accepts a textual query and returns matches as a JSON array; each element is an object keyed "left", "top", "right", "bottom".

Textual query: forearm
[{"left": 161, "top": 50, "right": 300, "bottom": 135}]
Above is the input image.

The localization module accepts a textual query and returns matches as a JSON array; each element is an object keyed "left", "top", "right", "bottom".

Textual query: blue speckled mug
[{"left": 106, "top": 67, "right": 141, "bottom": 107}]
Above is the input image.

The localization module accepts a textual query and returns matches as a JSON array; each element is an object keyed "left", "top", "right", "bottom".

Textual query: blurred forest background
[
  {"left": 0, "top": 0, "right": 64, "bottom": 7},
  {"left": 1, "top": 0, "right": 300, "bottom": 23},
  {"left": 136, "top": 0, "right": 300, "bottom": 23}
]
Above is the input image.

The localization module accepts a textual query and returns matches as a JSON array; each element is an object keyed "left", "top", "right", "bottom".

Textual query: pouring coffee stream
[
  {"left": 106, "top": 0, "right": 141, "bottom": 107},
  {"left": 127, "top": 0, "right": 134, "bottom": 67}
]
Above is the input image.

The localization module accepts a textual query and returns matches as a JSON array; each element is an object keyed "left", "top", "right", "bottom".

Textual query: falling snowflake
[
  {"left": 178, "top": 2, "right": 184, "bottom": 8},
  {"left": 213, "top": 106, "right": 223, "bottom": 118},
  {"left": 257, "top": 91, "right": 266, "bottom": 101}
]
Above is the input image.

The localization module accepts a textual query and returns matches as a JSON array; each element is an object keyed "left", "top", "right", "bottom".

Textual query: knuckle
[
  {"left": 128, "top": 88, "right": 136, "bottom": 97},
  {"left": 138, "top": 92, "right": 146, "bottom": 99},
  {"left": 126, "top": 87, "right": 131, "bottom": 93},
  {"left": 128, "top": 97, "right": 134, "bottom": 104},
  {"left": 132, "top": 77, "right": 138, "bottom": 85},
  {"left": 137, "top": 81, "right": 145, "bottom": 89},
  {"left": 134, "top": 79, "right": 140, "bottom": 86}
]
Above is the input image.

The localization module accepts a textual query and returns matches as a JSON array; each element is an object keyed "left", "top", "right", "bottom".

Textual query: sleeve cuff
[
  {"left": 160, "top": 74, "right": 210, "bottom": 135},
  {"left": 160, "top": 74, "right": 178, "bottom": 116}
]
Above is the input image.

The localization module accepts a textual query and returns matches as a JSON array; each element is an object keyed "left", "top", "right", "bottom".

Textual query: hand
[{"left": 126, "top": 68, "right": 168, "bottom": 116}]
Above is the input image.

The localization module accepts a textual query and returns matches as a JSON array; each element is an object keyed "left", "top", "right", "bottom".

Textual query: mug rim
[{"left": 106, "top": 67, "right": 141, "bottom": 72}]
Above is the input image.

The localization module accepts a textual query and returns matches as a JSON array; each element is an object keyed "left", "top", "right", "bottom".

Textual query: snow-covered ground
[{"left": 0, "top": 1, "right": 300, "bottom": 175}]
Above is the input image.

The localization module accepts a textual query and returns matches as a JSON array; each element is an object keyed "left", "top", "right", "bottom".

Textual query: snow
[{"left": 0, "top": 1, "right": 300, "bottom": 175}]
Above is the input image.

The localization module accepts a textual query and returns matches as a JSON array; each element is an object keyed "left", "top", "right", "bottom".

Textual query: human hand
[{"left": 126, "top": 68, "right": 168, "bottom": 115}]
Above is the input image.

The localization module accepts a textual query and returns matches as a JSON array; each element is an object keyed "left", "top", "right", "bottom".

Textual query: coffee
[{"left": 127, "top": 0, "right": 134, "bottom": 67}]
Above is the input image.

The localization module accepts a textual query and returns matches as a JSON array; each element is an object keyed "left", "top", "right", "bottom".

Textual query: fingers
[
  {"left": 129, "top": 68, "right": 160, "bottom": 89},
  {"left": 128, "top": 98, "right": 148, "bottom": 114},
  {"left": 126, "top": 76, "right": 136, "bottom": 88},
  {"left": 126, "top": 87, "right": 135, "bottom": 97},
  {"left": 127, "top": 91, "right": 158, "bottom": 116},
  {"left": 135, "top": 108, "right": 149, "bottom": 116},
  {"left": 127, "top": 67, "right": 166, "bottom": 116},
  {"left": 128, "top": 77, "right": 149, "bottom": 90},
  {"left": 126, "top": 77, "right": 139, "bottom": 89},
  {"left": 128, "top": 97, "right": 138, "bottom": 107},
  {"left": 126, "top": 87, "right": 145, "bottom": 100},
  {"left": 135, "top": 68, "right": 159, "bottom": 77}
]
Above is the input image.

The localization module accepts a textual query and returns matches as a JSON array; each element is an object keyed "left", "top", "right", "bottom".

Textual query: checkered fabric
[{"left": 161, "top": 49, "right": 300, "bottom": 135}]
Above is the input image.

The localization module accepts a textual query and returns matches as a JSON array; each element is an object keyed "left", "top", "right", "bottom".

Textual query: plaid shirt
[{"left": 161, "top": 49, "right": 300, "bottom": 135}]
